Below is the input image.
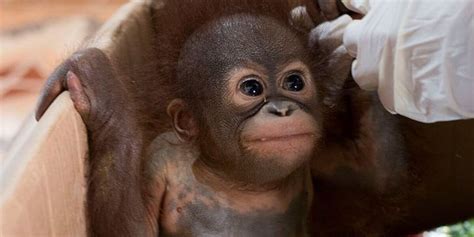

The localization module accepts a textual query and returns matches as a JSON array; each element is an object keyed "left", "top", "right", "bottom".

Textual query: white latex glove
[
  {"left": 314, "top": 0, "right": 474, "bottom": 122},
  {"left": 342, "top": 0, "right": 474, "bottom": 123}
]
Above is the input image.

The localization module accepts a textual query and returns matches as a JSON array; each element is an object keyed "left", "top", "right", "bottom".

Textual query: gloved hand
[{"left": 315, "top": 0, "right": 474, "bottom": 123}]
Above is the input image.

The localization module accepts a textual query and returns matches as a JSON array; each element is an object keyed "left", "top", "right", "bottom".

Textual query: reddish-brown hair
[{"left": 134, "top": 0, "right": 313, "bottom": 139}]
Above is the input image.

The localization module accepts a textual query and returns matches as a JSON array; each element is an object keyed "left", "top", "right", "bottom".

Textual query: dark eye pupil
[
  {"left": 284, "top": 74, "right": 305, "bottom": 91},
  {"left": 240, "top": 79, "right": 263, "bottom": 96}
]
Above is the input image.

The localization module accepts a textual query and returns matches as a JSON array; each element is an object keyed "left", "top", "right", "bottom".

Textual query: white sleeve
[{"left": 342, "top": 0, "right": 474, "bottom": 123}]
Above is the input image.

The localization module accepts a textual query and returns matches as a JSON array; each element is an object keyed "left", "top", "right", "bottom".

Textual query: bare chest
[{"left": 159, "top": 170, "right": 311, "bottom": 237}]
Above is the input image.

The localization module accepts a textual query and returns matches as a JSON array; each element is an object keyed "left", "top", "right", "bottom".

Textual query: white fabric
[
  {"left": 341, "top": 0, "right": 372, "bottom": 14},
  {"left": 338, "top": 0, "right": 474, "bottom": 123}
]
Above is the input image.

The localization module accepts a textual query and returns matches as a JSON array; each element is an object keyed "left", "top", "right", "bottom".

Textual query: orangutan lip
[{"left": 245, "top": 132, "right": 315, "bottom": 142}]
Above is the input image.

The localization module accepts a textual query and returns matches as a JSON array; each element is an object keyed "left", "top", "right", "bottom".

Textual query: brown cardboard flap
[{"left": 1, "top": 92, "right": 88, "bottom": 236}]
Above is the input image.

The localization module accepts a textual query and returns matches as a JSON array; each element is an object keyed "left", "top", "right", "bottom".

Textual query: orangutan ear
[{"left": 166, "top": 99, "right": 199, "bottom": 142}]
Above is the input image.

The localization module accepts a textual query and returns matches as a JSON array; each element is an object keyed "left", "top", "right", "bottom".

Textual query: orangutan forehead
[{"left": 182, "top": 14, "right": 306, "bottom": 63}]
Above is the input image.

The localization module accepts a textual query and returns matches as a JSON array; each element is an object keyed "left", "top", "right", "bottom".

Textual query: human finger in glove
[{"left": 314, "top": 0, "right": 474, "bottom": 123}]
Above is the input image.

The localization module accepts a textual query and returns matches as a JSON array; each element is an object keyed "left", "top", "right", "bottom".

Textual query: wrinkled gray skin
[
  {"left": 144, "top": 15, "right": 318, "bottom": 236},
  {"left": 36, "top": 14, "right": 318, "bottom": 237},
  {"left": 145, "top": 132, "right": 311, "bottom": 237}
]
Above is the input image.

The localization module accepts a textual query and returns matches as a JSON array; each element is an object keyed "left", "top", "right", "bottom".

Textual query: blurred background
[
  {"left": 0, "top": 1, "right": 472, "bottom": 236},
  {"left": 0, "top": 0, "right": 126, "bottom": 158}
]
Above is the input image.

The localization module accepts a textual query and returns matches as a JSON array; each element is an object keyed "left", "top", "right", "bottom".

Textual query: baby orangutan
[
  {"left": 143, "top": 13, "right": 321, "bottom": 236},
  {"left": 35, "top": 0, "right": 322, "bottom": 236},
  {"left": 35, "top": 0, "right": 474, "bottom": 236}
]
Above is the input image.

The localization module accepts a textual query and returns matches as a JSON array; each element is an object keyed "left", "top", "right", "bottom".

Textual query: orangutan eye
[
  {"left": 240, "top": 78, "right": 263, "bottom": 96},
  {"left": 283, "top": 73, "right": 305, "bottom": 92}
]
